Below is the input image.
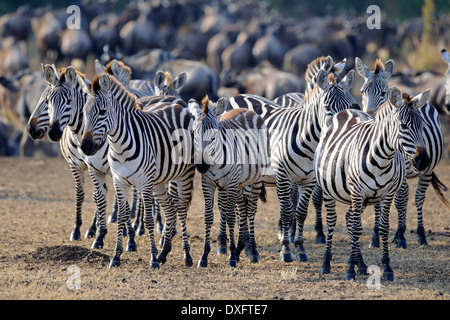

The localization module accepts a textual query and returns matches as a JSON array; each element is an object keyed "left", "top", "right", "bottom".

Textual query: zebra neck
[
  {"left": 368, "top": 112, "right": 398, "bottom": 164},
  {"left": 68, "top": 89, "right": 88, "bottom": 139}
]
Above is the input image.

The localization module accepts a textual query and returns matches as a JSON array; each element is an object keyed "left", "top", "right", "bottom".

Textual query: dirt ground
[{"left": 0, "top": 156, "right": 448, "bottom": 301}]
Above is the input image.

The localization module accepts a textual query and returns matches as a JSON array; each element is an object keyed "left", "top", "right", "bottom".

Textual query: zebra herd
[{"left": 26, "top": 50, "right": 450, "bottom": 281}]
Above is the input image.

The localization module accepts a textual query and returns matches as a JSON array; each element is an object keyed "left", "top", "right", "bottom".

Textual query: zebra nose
[
  {"left": 413, "top": 148, "right": 431, "bottom": 172},
  {"left": 48, "top": 121, "right": 62, "bottom": 141},
  {"left": 81, "top": 138, "right": 96, "bottom": 156}
]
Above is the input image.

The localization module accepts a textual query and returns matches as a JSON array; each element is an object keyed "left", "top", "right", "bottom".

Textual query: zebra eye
[
  {"left": 400, "top": 123, "right": 408, "bottom": 129},
  {"left": 99, "top": 109, "right": 107, "bottom": 116}
]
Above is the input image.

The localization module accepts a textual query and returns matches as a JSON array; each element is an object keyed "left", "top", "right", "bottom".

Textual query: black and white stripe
[
  {"left": 79, "top": 72, "right": 195, "bottom": 269},
  {"left": 314, "top": 86, "right": 431, "bottom": 281},
  {"left": 228, "top": 67, "right": 357, "bottom": 263}
]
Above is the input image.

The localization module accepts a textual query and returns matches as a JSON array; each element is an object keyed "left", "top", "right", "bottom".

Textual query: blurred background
[{"left": 0, "top": 0, "right": 449, "bottom": 157}]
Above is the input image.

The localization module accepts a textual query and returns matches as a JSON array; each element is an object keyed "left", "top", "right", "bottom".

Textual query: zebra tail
[
  {"left": 431, "top": 172, "right": 450, "bottom": 209},
  {"left": 259, "top": 182, "right": 267, "bottom": 203}
]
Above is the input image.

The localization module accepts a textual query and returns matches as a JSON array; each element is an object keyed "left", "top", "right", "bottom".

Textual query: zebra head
[
  {"left": 316, "top": 68, "right": 356, "bottom": 118},
  {"left": 355, "top": 57, "right": 394, "bottom": 115},
  {"left": 389, "top": 86, "right": 431, "bottom": 172},
  {"left": 80, "top": 73, "right": 114, "bottom": 156},
  {"left": 441, "top": 48, "right": 450, "bottom": 112},
  {"left": 27, "top": 67, "right": 52, "bottom": 140},
  {"left": 305, "top": 55, "right": 347, "bottom": 93},
  {"left": 154, "top": 70, "right": 187, "bottom": 97},
  {"left": 44, "top": 65, "right": 89, "bottom": 142},
  {"left": 188, "top": 96, "right": 227, "bottom": 173}
]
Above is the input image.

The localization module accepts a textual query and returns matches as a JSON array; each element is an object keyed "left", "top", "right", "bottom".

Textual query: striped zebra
[
  {"left": 189, "top": 96, "right": 270, "bottom": 267},
  {"left": 314, "top": 86, "right": 431, "bottom": 281},
  {"left": 442, "top": 48, "right": 450, "bottom": 111},
  {"left": 355, "top": 57, "right": 449, "bottom": 247},
  {"left": 273, "top": 56, "right": 358, "bottom": 244},
  {"left": 78, "top": 72, "right": 195, "bottom": 269},
  {"left": 228, "top": 68, "right": 357, "bottom": 263}
]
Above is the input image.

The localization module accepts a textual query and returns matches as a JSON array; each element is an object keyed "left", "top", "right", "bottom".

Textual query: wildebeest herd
[{"left": 0, "top": 0, "right": 449, "bottom": 282}]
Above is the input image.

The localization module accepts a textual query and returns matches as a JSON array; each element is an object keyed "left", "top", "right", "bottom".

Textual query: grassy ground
[{"left": 0, "top": 156, "right": 448, "bottom": 301}]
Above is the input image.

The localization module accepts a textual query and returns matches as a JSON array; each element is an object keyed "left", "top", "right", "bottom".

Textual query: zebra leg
[
  {"left": 133, "top": 194, "right": 146, "bottom": 236},
  {"left": 124, "top": 200, "right": 137, "bottom": 252},
  {"left": 108, "top": 197, "right": 118, "bottom": 224},
  {"left": 380, "top": 196, "right": 395, "bottom": 281},
  {"left": 289, "top": 184, "right": 299, "bottom": 243},
  {"left": 312, "top": 184, "right": 326, "bottom": 244},
  {"left": 346, "top": 199, "right": 364, "bottom": 280},
  {"left": 155, "top": 184, "right": 177, "bottom": 265},
  {"left": 217, "top": 208, "right": 228, "bottom": 255},
  {"left": 153, "top": 199, "right": 163, "bottom": 234},
  {"left": 69, "top": 166, "right": 85, "bottom": 242},
  {"left": 198, "top": 178, "right": 215, "bottom": 268},
  {"left": 129, "top": 186, "right": 138, "bottom": 219},
  {"left": 344, "top": 204, "right": 368, "bottom": 276},
  {"left": 141, "top": 184, "right": 159, "bottom": 269},
  {"left": 235, "top": 188, "right": 248, "bottom": 263},
  {"left": 415, "top": 174, "right": 432, "bottom": 246},
  {"left": 369, "top": 203, "right": 381, "bottom": 248},
  {"left": 277, "top": 174, "right": 294, "bottom": 263},
  {"left": 169, "top": 181, "right": 179, "bottom": 236},
  {"left": 220, "top": 188, "right": 238, "bottom": 267},
  {"left": 293, "top": 185, "right": 314, "bottom": 262},
  {"left": 245, "top": 183, "right": 262, "bottom": 263},
  {"left": 109, "top": 182, "right": 129, "bottom": 268},
  {"left": 88, "top": 170, "right": 108, "bottom": 249},
  {"left": 174, "top": 174, "right": 194, "bottom": 267},
  {"left": 320, "top": 196, "right": 337, "bottom": 275},
  {"left": 393, "top": 178, "right": 409, "bottom": 249}
]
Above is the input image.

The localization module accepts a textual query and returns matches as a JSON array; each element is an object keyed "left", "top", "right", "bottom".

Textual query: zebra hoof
[
  {"left": 320, "top": 266, "right": 331, "bottom": 275},
  {"left": 85, "top": 229, "right": 96, "bottom": 239},
  {"left": 109, "top": 257, "right": 120, "bottom": 268},
  {"left": 91, "top": 239, "right": 104, "bottom": 250},
  {"left": 150, "top": 260, "right": 160, "bottom": 269},
  {"left": 184, "top": 253, "right": 193, "bottom": 267},
  {"left": 369, "top": 237, "right": 380, "bottom": 248},
  {"left": 228, "top": 259, "right": 237, "bottom": 268},
  {"left": 137, "top": 226, "right": 145, "bottom": 236},
  {"left": 345, "top": 272, "right": 356, "bottom": 281},
  {"left": 382, "top": 272, "right": 394, "bottom": 281},
  {"left": 197, "top": 260, "right": 208, "bottom": 268},
  {"left": 418, "top": 237, "right": 428, "bottom": 246},
  {"left": 217, "top": 245, "right": 227, "bottom": 255},
  {"left": 126, "top": 242, "right": 137, "bottom": 252},
  {"left": 357, "top": 266, "right": 368, "bottom": 275},
  {"left": 281, "top": 253, "right": 293, "bottom": 263},
  {"left": 296, "top": 253, "right": 309, "bottom": 262},
  {"left": 250, "top": 255, "right": 259, "bottom": 263},
  {"left": 70, "top": 228, "right": 81, "bottom": 241},
  {"left": 315, "top": 236, "right": 326, "bottom": 244},
  {"left": 396, "top": 239, "right": 407, "bottom": 249}
]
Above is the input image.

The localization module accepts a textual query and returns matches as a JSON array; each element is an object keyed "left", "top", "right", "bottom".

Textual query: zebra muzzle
[
  {"left": 48, "top": 121, "right": 63, "bottom": 142},
  {"left": 81, "top": 131, "right": 97, "bottom": 156},
  {"left": 27, "top": 119, "right": 45, "bottom": 140},
  {"left": 413, "top": 147, "right": 431, "bottom": 172}
]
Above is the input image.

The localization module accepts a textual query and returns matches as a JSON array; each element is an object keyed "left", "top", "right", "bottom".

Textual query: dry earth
[{"left": 0, "top": 156, "right": 449, "bottom": 303}]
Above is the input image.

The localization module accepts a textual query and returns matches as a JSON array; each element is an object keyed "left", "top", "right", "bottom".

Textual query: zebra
[
  {"left": 227, "top": 67, "right": 357, "bottom": 263},
  {"left": 355, "top": 57, "right": 449, "bottom": 247},
  {"left": 442, "top": 48, "right": 450, "bottom": 112},
  {"left": 314, "top": 85, "right": 431, "bottom": 281},
  {"left": 78, "top": 72, "right": 195, "bottom": 269},
  {"left": 188, "top": 96, "right": 270, "bottom": 267},
  {"left": 273, "top": 56, "right": 358, "bottom": 244}
]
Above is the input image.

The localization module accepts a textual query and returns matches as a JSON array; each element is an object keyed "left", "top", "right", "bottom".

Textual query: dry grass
[{"left": 0, "top": 156, "right": 449, "bottom": 301}]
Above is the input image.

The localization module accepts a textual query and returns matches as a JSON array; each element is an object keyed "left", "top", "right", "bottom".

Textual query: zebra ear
[
  {"left": 44, "top": 64, "right": 59, "bottom": 85},
  {"left": 355, "top": 57, "right": 370, "bottom": 79},
  {"left": 333, "top": 58, "right": 346, "bottom": 77},
  {"left": 40, "top": 63, "right": 45, "bottom": 74},
  {"left": 65, "top": 66, "right": 77, "bottom": 88},
  {"left": 174, "top": 72, "right": 187, "bottom": 90},
  {"left": 99, "top": 73, "right": 111, "bottom": 92},
  {"left": 323, "top": 56, "right": 334, "bottom": 73},
  {"left": 340, "top": 70, "right": 354, "bottom": 91},
  {"left": 317, "top": 69, "right": 329, "bottom": 90},
  {"left": 188, "top": 99, "right": 201, "bottom": 116},
  {"left": 154, "top": 70, "right": 166, "bottom": 90},
  {"left": 383, "top": 59, "right": 395, "bottom": 80},
  {"left": 94, "top": 59, "right": 105, "bottom": 75},
  {"left": 389, "top": 86, "right": 403, "bottom": 108},
  {"left": 213, "top": 98, "right": 228, "bottom": 116},
  {"left": 413, "top": 88, "right": 431, "bottom": 109},
  {"left": 77, "top": 74, "right": 91, "bottom": 94},
  {"left": 111, "top": 60, "right": 120, "bottom": 74}
]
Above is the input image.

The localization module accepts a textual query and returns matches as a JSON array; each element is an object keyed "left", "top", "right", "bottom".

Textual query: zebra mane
[
  {"left": 164, "top": 71, "right": 173, "bottom": 87},
  {"left": 201, "top": 95, "right": 211, "bottom": 114},
  {"left": 92, "top": 73, "right": 142, "bottom": 111},
  {"left": 402, "top": 93, "right": 412, "bottom": 103},
  {"left": 104, "top": 60, "right": 132, "bottom": 76},
  {"left": 328, "top": 73, "right": 337, "bottom": 85},
  {"left": 374, "top": 59, "right": 384, "bottom": 74}
]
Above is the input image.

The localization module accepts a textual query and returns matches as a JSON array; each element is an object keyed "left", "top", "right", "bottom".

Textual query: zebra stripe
[
  {"left": 314, "top": 86, "right": 431, "bottom": 281},
  {"left": 228, "top": 68, "right": 357, "bottom": 263},
  {"left": 355, "top": 57, "right": 449, "bottom": 248},
  {"left": 189, "top": 96, "right": 270, "bottom": 267},
  {"left": 80, "top": 72, "right": 195, "bottom": 269}
]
